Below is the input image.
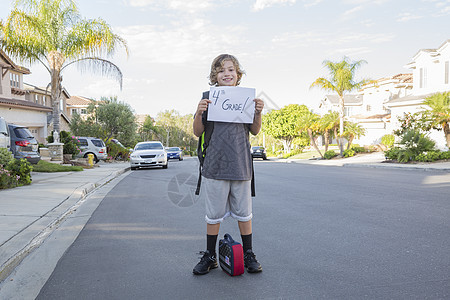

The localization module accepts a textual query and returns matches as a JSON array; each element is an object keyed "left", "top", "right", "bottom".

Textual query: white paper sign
[{"left": 207, "top": 86, "right": 256, "bottom": 124}]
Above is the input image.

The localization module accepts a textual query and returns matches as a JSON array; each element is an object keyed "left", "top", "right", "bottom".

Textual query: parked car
[
  {"left": 0, "top": 117, "right": 11, "bottom": 151},
  {"left": 76, "top": 137, "right": 107, "bottom": 163},
  {"left": 251, "top": 146, "right": 267, "bottom": 160},
  {"left": 8, "top": 123, "right": 40, "bottom": 164},
  {"left": 166, "top": 147, "right": 183, "bottom": 161},
  {"left": 130, "top": 141, "right": 168, "bottom": 170}
]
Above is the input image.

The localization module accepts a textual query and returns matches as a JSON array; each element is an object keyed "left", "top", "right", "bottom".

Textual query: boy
[{"left": 193, "top": 54, "right": 264, "bottom": 275}]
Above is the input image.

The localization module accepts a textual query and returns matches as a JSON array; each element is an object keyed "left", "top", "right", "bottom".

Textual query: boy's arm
[
  {"left": 250, "top": 98, "right": 264, "bottom": 135},
  {"left": 193, "top": 98, "right": 211, "bottom": 137}
]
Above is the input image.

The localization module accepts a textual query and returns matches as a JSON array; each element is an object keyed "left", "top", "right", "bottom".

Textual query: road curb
[{"left": 0, "top": 166, "right": 130, "bottom": 284}]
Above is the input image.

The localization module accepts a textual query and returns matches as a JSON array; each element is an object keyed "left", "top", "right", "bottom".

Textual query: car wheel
[
  {"left": 263, "top": 155, "right": 267, "bottom": 160},
  {"left": 162, "top": 163, "right": 168, "bottom": 169},
  {"left": 179, "top": 157, "right": 183, "bottom": 161}
]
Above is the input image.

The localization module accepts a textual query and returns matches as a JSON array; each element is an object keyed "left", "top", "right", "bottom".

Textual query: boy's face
[{"left": 217, "top": 60, "right": 238, "bottom": 86}]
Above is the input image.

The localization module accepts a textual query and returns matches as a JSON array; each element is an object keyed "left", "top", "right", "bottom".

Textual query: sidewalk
[
  {"left": 272, "top": 151, "right": 450, "bottom": 171},
  {"left": 0, "top": 162, "right": 130, "bottom": 283}
]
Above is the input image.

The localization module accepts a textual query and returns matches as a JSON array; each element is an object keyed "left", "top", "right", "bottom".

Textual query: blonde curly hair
[{"left": 209, "top": 54, "right": 245, "bottom": 86}]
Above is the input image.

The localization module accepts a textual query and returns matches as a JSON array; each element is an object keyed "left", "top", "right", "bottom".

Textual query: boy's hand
[
  {"left": 196, "top": 98, "right": 211, "bottom": 115},
  {"left": 254, "top": 98, "right": 264, "bottom": 114}
]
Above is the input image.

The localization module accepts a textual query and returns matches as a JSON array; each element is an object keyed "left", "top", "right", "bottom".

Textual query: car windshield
[
  {"left": 15, "top": 127, "right": 34, "bottom": 139},
  {"left": 252, "top": 147, "right": 263, "bottom": 150},
  {"left": 136, "top": 143, "right": 163, "bottom": 150},
  {"left": 168, "top": 147, "right": 180, "bottom": 151}
]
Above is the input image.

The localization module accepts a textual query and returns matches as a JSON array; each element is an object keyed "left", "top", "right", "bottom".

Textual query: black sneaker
[
  {"left": 244, "top": 249, "right": 262, "bottom": 273},
  {"left": 193, "top": 250, "right": 218, "bottom": 275}
]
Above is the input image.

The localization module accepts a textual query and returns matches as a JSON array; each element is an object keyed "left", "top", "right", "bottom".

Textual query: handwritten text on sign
[{"left": 207, "top": 86, "right": 256, "bottom": 124}]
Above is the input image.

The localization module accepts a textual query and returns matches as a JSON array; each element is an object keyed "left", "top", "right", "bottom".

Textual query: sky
[{"left": 1, "top": 0, "right": 449, "bottom": 117}]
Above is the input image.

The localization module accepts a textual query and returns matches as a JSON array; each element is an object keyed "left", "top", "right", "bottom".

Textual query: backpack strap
[{"left": 195, "top": 91, "right": 212, "bottom": 195}]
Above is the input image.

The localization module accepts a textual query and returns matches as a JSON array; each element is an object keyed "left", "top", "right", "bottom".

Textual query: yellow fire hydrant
[{"left": 87, "top": 153, "right": 94, "bottom": 167}]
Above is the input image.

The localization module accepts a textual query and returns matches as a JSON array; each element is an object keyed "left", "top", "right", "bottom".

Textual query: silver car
[
  {"left": 76, "top": 137, "right": 107, "bottom": 163},
  {"left": 130, "top": 141, "right": 168, "bottom": 170}
]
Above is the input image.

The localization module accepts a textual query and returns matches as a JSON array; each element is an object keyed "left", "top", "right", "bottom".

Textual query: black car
[
  {"left": 251, "top": 146, "right": 267, "bottom": 160},
  {"left": 8, "top": 124, "right": 41, "bottom": 164}
]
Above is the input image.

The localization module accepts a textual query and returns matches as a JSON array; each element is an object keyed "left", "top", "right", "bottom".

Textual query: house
[
  {"left": 0, "top": 49, "right": 71, "bottom": 144},
  {"left": 386, "top": 39, "right": 450, "bottom": 149},
  {"left": 24, "top": 83, "right": 72, "bottom": 136},
  {"left": 318, "top": 39, "right": 450, "bottom": 150},
  {"left": 350, "top": 73, "right": 413, "bottom": 145},
  {"left": 66, "top": 95, "right": 96, "bottom": 119},
  {"left": 0, "top": 49, "right": 51, "bottom": 144}
]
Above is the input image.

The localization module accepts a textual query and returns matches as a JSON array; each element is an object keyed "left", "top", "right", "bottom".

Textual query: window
[
  {"left": 81, "top": 109, "right": 87, "bottom": 114},
  {"left": 366, "top": 105, "right": 372, "bottom": 112},
  {"left": 71, "top": 108, "right": 77, "bottom": 115},
  {"left": 35, "top": 94, "right": 39, "bottom": 103},
  {"left": 59, "top": 99, "right": 64, "bottom": 111},
  {"left": 420, "top": 67, "right": 427, "bottom": 88},
  {"left": 445, "top": 61, "right": 449, "bottom": 85},
  {"left": 78, "top": 139, "right": 88, "bottom": 147},
  {"left": 43, "top": 96, "right": 46, "bottom": 106},
  {"left": 10, "top": 73, "right": 19, "bottom": 88},
  {"left": 344, "top": 107, "right": 353, "bottom": 116}
]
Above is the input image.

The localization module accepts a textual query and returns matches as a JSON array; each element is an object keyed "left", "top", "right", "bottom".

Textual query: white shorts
[{"left": 200, "top": 176, "right": 252, "bottom": 224}]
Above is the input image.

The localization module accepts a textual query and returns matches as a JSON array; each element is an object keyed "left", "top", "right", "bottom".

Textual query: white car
[{"left": 130, "top": 141, "right": 168, "bottom": 170}]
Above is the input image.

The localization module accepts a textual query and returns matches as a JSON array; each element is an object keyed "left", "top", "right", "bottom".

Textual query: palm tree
[
  {"left": 310, "top": 57, "right": 368, "bottom": 156},
  {"left": 423, "top": 91, "right": 450, "bottom": 147},
  {"left": 318, "top": 111, "right": 339, "bottom": 152},
  {"left": 343, "top": 121, "right": 366, "bottom": 150},
  {"left": 0, "top": 0, "right": 128, "bottom": 136},
  {"left": 298, "top": 110, "right": 323, "bottom": 158}
]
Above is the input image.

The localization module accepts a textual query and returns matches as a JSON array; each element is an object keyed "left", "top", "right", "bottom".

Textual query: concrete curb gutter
[{"left": 0, "top": 166, "right": 130, "bottom": 283}]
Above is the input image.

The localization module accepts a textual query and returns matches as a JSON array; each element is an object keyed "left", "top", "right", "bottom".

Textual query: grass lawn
[{"left": 32, "top": 160, "right": 84, "bottom": 172}]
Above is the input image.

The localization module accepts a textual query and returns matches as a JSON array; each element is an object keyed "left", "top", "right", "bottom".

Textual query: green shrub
[
  {"left": 106, "top": 140, "right": 130, "bottom": 161},
  {"left": 47, "top": 131, "right": 81, "bottom": 158},
  {"left": 343, "top": 149, "right": 355, "bottom": 158},
  {"left": 416, "top": 151, "right": 441, "bottom": 162},
  {"left": 0, "top": 167, "right": 19, "bottom": 189},
  {"left": 351, "top": 146, "right": 365, "bottom": 153},
  {"left": 323, "top": 150, "right": 337, "bottom": 160},
  {"left": 0, "top": 148, "right": 14, "bottom": 166},
  {"left": 440, "top": 151, "right": 450, "bottom": 160},
  {"left": 381, "top": 134, "right": 395, "bottom": 148},
  {"left": 384, "top": 147, "right": 401, "bottom": 160},
  {"left": 6, "top": 158, "right": 32, "bottom": 186}
]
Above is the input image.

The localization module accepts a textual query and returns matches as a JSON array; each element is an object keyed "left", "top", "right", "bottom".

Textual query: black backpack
[{"left": 195, "top": 91, "right": 255, "bottom": 196}]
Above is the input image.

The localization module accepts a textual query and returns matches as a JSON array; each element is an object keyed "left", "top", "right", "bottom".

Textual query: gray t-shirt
[
  {"left": 199, "top": 91, "right": 253, "bottom": 181},
  {"left": 202, "top": 121, "right": 253, "bottom": 181}
]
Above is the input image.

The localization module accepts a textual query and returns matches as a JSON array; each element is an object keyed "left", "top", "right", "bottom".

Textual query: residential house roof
[
  {"left": 385, "top": 92, "right": 434, "bottom": 105},
  {"left": 0, "top": 96, "right": 52, "bottom": 112},
  {"left": 324, "top": 94, "right": 363, "bottom": 105},
  {"left": 0, "top": 49, "right": 31, "bottom": 74},
  {"left": 67, "top": 95, "right": 96, "bottom": 106}
]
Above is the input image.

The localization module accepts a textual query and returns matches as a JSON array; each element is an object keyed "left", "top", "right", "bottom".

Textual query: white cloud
[
  {"left": 329, "top": 47, "right": 371, "bottom": 56},
  {"left": 396, "top": 12, "right": 423, "bottom": 22},
  {"left": 116, "top": 18, "right": 245, "bottom": 65},
  {"left": 252, "top": 0, "right": 297, "bottom": 11},
  {"left": 303, "top": 0, "right": 323, "bottom": 7},
  {"left": 126, "top": 0, "right": 213, "bottom": 13},
  {"left": 343, "top": 5, "right": 363, "bottom": 16}
]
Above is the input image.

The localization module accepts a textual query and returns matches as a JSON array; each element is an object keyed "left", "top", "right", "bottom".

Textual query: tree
[
  {"left": 96, "top": 97, "right": 137, "bottom": 144},
  {"left": 262, "top": 104, "right": 310, "bottom": 153},
  {"left": 317, "top": 111, "right": 339, "bottom": 152},
  {"left": 298, "top": 110, "right": 323, "bottom": 158},
  {"left": 0, "top": 0, "right": 128, "bottom": 135},
  {"left": 310, "top": 56, "right": 368, "bottom": 156},
  {"left": 342, "top": 121, "right": 366, "bottom": 149},
  {"left": 422, "top": 91, "right": 450, "bottom": 148}
]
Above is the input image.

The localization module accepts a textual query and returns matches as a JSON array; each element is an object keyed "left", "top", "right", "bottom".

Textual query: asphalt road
[{"left": 36, "top": 158, "right": 450, "bottom": 299}]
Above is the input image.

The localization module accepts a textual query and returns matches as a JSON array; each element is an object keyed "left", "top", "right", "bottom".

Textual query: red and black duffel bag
[{"left": 218, "top": 233, "right": 244, "bottom": 276}]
